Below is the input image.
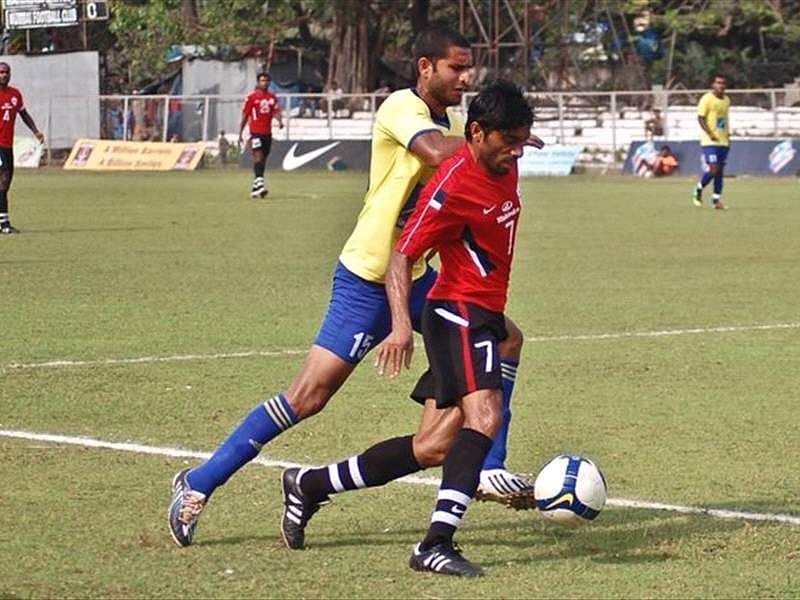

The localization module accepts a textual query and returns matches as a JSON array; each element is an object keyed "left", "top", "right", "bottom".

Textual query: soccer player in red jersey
[
  {"left": 238, "top": 71, "right": 283, "bottom": 199},
  {"left": 0, "top": 62, "right": 44, "bottom": 234},
  {"left": 285, "top": 81, "right": 533, "bottom": 577}
]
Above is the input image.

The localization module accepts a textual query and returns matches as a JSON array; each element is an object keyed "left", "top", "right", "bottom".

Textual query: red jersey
[
  {"left": 397, "top": 144, "right": 521, "bottom": 313},
  {"left": 0, "top": 86, "right": 24, "bottom": 148},
  {"left": 242, "top": 89, "right": 281, "bottom": 135}
]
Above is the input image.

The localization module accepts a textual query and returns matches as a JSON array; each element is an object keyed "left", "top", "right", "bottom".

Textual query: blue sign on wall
[
  {"left": 623, "top": 139, "right": 800, "bottom": 177},
  {"left": 518, "top": 144, "right": 581, "bottom": 176}
]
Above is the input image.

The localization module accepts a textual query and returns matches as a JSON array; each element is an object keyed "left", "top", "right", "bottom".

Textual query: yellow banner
[{"left": 64, "top": 139, "right": 206, "bottom": 171}]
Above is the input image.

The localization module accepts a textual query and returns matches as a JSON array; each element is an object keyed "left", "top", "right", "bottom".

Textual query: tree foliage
[{"left": 104, "top": 0, "right": 800, "bottom": 91}]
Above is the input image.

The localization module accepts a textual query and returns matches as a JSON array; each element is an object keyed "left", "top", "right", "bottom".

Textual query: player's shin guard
[
  {"left": 420, "top": 428, "right": 493, "bottom": 550},
  {"left": 299, "top": 435, "right": 420, "bottom": 500},
  {"left": 254, "top": 159, "right": 265, "bottom": 179},
  {"left": 713, "top": 169, "right": 724, "bottom": 195},
  {"left": 0, "top": 189, "right": 8, "bottom": 222},
  {"left": 482, "top": 360, "right": 517, "bottom": 470},
  {"left": 187, "top": 394, "right": 297, "bottom": 497}
]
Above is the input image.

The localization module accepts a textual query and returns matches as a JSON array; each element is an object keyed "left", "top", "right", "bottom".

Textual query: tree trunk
[
  {"left": 327, "top": 0, "right": 373, "bottom": 93},
  {"left": 411, "top": 0, "right": 430, "bottom": 36},
  {"left": 182, "top": 0, "right": 199, "bottom": 35}
]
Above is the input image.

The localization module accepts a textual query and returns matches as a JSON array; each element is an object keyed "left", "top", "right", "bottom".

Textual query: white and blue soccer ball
[{"left": 534, "top": 454, "right": 607, "bottom": 527}]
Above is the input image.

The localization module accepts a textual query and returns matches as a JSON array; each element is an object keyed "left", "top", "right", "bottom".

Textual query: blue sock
[
  {"left": 713, "top": 171, "right": 724, "bottom": 195},
  {"left": 187, "top": 394, "right": 298, "bottom": 497},
  {"left": 699, "top": 171, "right": 714, "bottom": 188},
  {"left": 482, "top": 360, "right": 518, "bottom": 470}
]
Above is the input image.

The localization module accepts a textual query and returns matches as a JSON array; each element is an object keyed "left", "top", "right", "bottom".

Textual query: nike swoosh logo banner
[{"left": 282, "top": 142, "right": 341, "bottom": 170}]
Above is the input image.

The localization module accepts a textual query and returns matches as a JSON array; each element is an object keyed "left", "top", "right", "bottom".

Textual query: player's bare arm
[
  {"left": 375, "top": 250, "right": 415, "bottom": 378},
  {"left": 697, "top": 115, "right": 718, "bottom": 141},
  {"left": 19, "top": 109, "right": 43, "bottom": 142},
  {"left": 409, "top": 130, "right": 465, "bottom": 167}
]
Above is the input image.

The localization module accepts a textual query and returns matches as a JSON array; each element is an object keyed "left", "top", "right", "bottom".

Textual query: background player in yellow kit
[{"left": 693, "top": 74, "right": 731, "bottom": 210}]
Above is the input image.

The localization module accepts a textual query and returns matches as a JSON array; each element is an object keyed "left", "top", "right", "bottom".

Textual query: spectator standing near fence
[
  {"left": 239, "top": 72, "right": 283, "bottom": 199},
  {"left": 693, "top": 74, "right": 730, "bottom": 210},
  {"left": 0, "top": 62, "right": 44, "bottom": 235}
]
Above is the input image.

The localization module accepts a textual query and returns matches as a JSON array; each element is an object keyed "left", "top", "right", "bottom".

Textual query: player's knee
[
  {"left": 462, "top": 402, "right": 503, "bottom": 439},
  {"left": 284, "top": 383, "right": 334, "bottom": 420},
  {"left": 499, "top": 320, "right": 524, "bottom": 359}
]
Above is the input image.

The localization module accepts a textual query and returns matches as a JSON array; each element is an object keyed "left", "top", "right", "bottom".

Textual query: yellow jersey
[
  {"left": 697, "top": 92, "right": 731, "bottom": 147},
  {"left": 339, "top": 88, "right": 465, "bottom": 282}
]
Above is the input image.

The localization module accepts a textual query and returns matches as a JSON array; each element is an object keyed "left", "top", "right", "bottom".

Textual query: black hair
[
  {"left": 412, "top": 26, "right": 470, "bottom": 67},
  {"left": 257, "top": 72, "right": 271, "bottom": 81},
  {"left": 712, "top": 73, "right": 726, "bottom": 82},
  {"left": 465, "top": 80, "right": 533, "bottom": 141}
]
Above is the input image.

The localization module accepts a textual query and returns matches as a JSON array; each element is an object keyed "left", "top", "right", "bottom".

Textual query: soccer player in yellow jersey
[
  {"left": 168, "top": 27, "right": 543, "bottom": 548},
  {"left": 693, "top": 74, "right": 731, "bottom": 209}
]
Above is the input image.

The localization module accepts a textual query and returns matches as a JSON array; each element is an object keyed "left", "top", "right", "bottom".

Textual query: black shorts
[
  {"left": 250, "top": 135, "right": 272, "bottom": 157},
  {"left": 0, "top": 147, "right": 14, "bottom": 186},
  {"left": 411, "top": 299, "right": 508, "bottom": 408}
]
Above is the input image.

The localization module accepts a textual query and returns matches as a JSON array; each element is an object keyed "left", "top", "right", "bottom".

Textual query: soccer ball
[{"left": 534, "top": 454, "right": 607, "bottom": 527}]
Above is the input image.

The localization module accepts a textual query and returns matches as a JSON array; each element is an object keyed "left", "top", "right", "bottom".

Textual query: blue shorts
[
  {"left": 702, "top": 145, "right": 729, "bottom": 167},
  {"left": 314, "top": 262, "right": 437, "bottom": 363}
]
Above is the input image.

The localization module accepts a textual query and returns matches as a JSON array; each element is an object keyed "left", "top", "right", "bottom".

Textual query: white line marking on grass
[
  {"left": 525, "top": 321, "right": 800, "bottom": 343},
  {"left": 5, "top": 321, "right": 799, "bottom": 371},
  {"left": 2, "top": 428, "right": 799, "bottom": 527}
]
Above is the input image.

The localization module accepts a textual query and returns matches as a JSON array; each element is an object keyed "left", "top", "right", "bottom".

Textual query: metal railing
[{"left": 45, "top": 88, "right": 800, "bottom": 162}]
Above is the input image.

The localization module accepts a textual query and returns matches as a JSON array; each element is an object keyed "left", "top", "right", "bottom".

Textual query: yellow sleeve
[
  {"left": 376, "top": 93, "right": 438, "bottom": 149},
  {"left": 697, "top": 94, "right": 710, "bottom": 117}
]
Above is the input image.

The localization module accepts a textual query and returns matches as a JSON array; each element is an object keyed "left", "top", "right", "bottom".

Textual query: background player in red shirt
[
  {"left": 281, "top": 81, "right": 534, "bottom": 577},
  {"left": 0, "top": 62, "right": 44, "bottom": 234},
  {"left": 238, "top": 71, "right": 283, "bottom": 199}
]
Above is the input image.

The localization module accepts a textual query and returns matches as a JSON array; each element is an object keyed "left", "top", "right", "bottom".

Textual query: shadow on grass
[{"left": 198, "top": 501, "right": 794, "bottom": 568}]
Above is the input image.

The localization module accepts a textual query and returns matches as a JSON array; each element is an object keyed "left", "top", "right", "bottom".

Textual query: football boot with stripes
[
  {"left": 280, "top": 467, "right": 329, "bottom": 550},
  {"left": 409, "top": 542, "right": 483, "bottom": 577},
  {"left": 168, "top": 468, "right": 207, "bottom": 547},
  {"left": 250, "top": 177, "right": 267, "bottom": 198},
  {"left": 476, "top": 468, "right": 537, "bottom": 510},
  {"left": 0, "top": 221, "right": 20, "bottom": 234}
]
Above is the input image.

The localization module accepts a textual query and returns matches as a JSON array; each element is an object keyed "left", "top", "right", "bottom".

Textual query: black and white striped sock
[
  {"left": 420, "top": 428, "right": 493, "bottom": 550},
  {"left": 299, "top": 435, "right": 420, "bottom": 500}
]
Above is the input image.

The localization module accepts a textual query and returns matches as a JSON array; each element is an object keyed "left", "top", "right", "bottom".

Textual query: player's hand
[
  {"left": 526, "top": 134, "right": 545, "bottom": 149},
  {"left": 279, "top": 122, "right": 284, "bottom": 130},
  {"left": 237, "top": 135, "right": 244, "bottom": 147},
  {"left": 34, "top": 131, "right": 44, "bottom": 143},
  {"left": 709, "top": 132, "right": 719, "bottom": 142},
  {"left": 375, "top": 327, "right": 414, "bottom": 378}
]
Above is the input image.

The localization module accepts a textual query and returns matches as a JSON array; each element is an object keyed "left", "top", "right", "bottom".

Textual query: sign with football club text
[
  {"left": 2, "top": 0, "right": 78, "bottom": 30},
  {"left": 64, "top": 139, "right": 206, "bottom": 171}
]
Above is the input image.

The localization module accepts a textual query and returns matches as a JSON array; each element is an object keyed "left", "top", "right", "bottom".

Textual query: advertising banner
[
  {"left": 623, "top": 139, "right": 800, "bottom": 177},
  {"left": 63, "top": 139, "right": 205, "bottom": 171},
  {"left": 14, "top": 136, "right": 43, "bottom": 168},
  {"left": 517, "top": 144, "right": 581, "bottom": 176},
  {"left": 239, "top": 139, "right": 372, "bottom": 171}
]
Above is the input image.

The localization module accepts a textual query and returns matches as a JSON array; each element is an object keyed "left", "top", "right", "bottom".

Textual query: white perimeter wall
[{"left": 0, "top": 51, "right": 100, "bottom": 148}]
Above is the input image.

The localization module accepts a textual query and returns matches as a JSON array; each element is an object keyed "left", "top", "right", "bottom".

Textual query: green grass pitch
[{"left": 1, "top": 168, "right": 799, "bottom": 598}]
